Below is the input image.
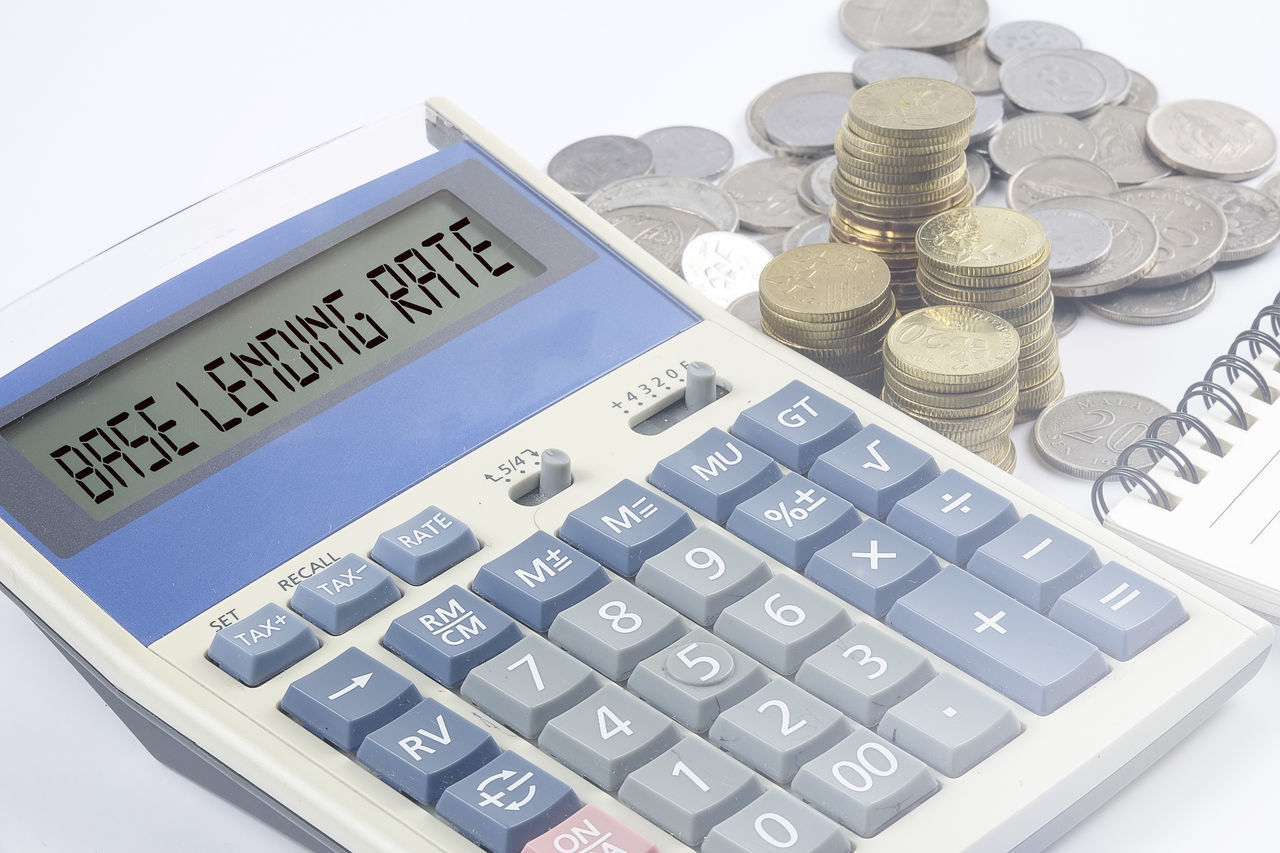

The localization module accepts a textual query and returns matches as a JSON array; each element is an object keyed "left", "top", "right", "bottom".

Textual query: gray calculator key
[
  {"left": 879, "top": 673, "right": 1021, "bottom": 777},
  {"left": 636, "top": 527, "right": 772, "bottom": 626},
  {"left": 548, "top": 580, "right": 685, "bottom": 680},
  {"left": 208, "top": 603, "right": 320, "bottom": 686},
  {"left": 649, "top": 427, "right": 783, "bottom": 523},
  {"left": 792, "top": 729, "right": 938, "bottom": 838},
  {"left": 795, "top": 624, "right": 935, "bottom": 727},
  {"left": 805, "top": 518, "right": 941, "bottom": 619},
  {"left": 709, "top": 680, "right": 851, "bottom": 783},
  {"left": 370, "top": 506, "right": 480, "bottom": 584},
  {"left": 703, "top": 789, "right": 851, "bottom": 853},
  {"left": 716, "top": 574, "right": 852, "bottom": 675},
  {"left": 619, "top": 736, "right": 764, "bottom": 846},
  {"left": 1050, "top": 562, "right": 1188, "bottom": 660},
  {"left": 968, "top": 515, "right": 1101, "bottom": 612},
  {"left": 886, "top": 469, "right": 1018, "bottom": 565},
  {"left": 461, "top": 635, "right": 599, "bottom": 738},
  {"left": 727, "top": 473, "right": 861, "bottom": 569},
  {"left": 539, "top": 684, "right": 680, "bottom": 791},
  {"left": 730, "top": 380, "right": 861, "bottom": 473},
  {"left": 280, "top": 647, "right": 422, "bottom": 751},
  {"left": 560, "top": 479, "right": 696, "bottom": 577},
  {"left": 887, "top": 565, "right": 1109, "bottom": 715},
  {"left": 809, "top": 423, "right": 939, "bottom": 519},
  {"left": 628, "top": 628, "right": 770, "bottom": 733},
  {"left": 290, "top": 553, "right": 402, "bottom": 634}
]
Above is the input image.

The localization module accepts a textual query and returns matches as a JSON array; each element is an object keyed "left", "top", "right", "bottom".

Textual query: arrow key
[{"left": 281, "top": 647, "right": 422, "bottom": 751}]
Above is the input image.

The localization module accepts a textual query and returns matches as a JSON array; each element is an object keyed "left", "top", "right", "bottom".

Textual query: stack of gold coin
[
  {"left": 758, "top": 243, "right": 896, "bottom": 394},
  {"left": 883, "top": 305, "right": 1021, "bottom": 472},
  {"left": 829, "top": 77, "right": 977, "bottom": 313},
  {"left": 914, "top": 206, "right": 1065, "bottom": 422}
]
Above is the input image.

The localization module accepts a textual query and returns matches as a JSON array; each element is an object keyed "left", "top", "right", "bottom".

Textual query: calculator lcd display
[{"left": 1, "top": 189, "right": 545, "bottom": 521}]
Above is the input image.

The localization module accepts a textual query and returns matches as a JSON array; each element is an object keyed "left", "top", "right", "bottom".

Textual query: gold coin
[
  {"left": 847, "top": 78, "right": 977, "bottom": 141},
  {"left": 1016, "top": 370, "right": 1066, "bottom": 417},
  {"left": 883, "top": 306, "right": 1021, "bottom": 391},
  {"left": 758, "top": 244, "right": 891, "bottom": 323},
  {"left": 839, "top": 118, "right": 966, "bottom": 156},
  {"left": 883, "top": 368, "right": 1019, "bottom": 415},
  {"left": 916, "top": 207, "right": 1049, "bottom": 278},
  {"left": 837, "top": 154, "right": 968, "bottom": 188},
  {"left": 975, "top": 438, "right": 1017, "bottom": 472}
]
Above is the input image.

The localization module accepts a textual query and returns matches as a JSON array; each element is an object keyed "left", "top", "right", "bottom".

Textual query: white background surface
[{"left": 2, "top": 1, "right": 1279, "bottom": 850}]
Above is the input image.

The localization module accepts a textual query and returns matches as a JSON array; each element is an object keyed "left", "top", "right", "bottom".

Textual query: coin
[
  {"left": 987, "top": 113, "right": 1098, "bottom": 176},
  {"left": 970, "top": 95, "right": 1005, "bottom": 146},
  {"left": 942, "top": 37, "right": 1002, "bottom": 94},
  {"left": 852, "top": 48, "right": 960, "bottom": 86},
  {"left": 1110, "top": 186, "right": 1229, "bottom": 288},
  {"left": 1006, "top": 156, "right": 1118, "bottom": 210},
  {"left": 600, "top": 206, "right": 716, "bottom": 272},
  {"left": 985, "top": 21, "right": 1082, "bottom": 63},
  {"left": 1026, "top": 207, "right": 1113, "bottom": 275},
  {"left": 1028, "top": 195, "right": 1159, "bottom": 297},
  {"left": 547, "top": 135, "right": 654, "bottom": 199},
  {"left": 1068, "top": 49, "right": 1132, "bottom": 105},
  {"left": 1120, "top": 70, "right": 1158, "bottom": 112},
  {"left": 638, "top": 126, "right": 734, "bottom": 181},
  {"left": 1033, "top": 391, "right": 1170, "bottom": 479},
  {"left": 759, "top": 243, "right": 891, "bottom": 320},
  {"left": 1085, "top": 106, "right": 1173, "bottom": 185},
  {"left": 1155, "top": 176, "right": 1280, "bottom": 262},
  {"left": 782, "top": 215, "right": 831, "bottom": 251},
  {"left": 1053, "top": 298, "right": 1080, "bottom": 337},
  {"left": 747, "top": 74, "right": 856, "bottom": 158},
  {"left": 587, "top": 175, "right": 739, "bottom": 231},
  {"left": 1083, "top": 270, "right": 1216, "bottom": 325},
  {"left": 838, "top": 0, "right": 989, "bottom": 52},
  {"left": 727, "top": 293, "right": 763, "bottom": 330},
  {"left": 966, "top": 151, "right": 991, "bottom": 196},
  {"left": 846, "top": 77, "right": 977, "bottom": 141},
  {"left": 916, "top": 206, "right": 1049, "bottom": 277},
  {"left": 764, "top": 91, "right": 852, "bottom": 152},
  {"left": 680, "top": 231, "right": 775, "bottom": 308},
  {"left": 999, "top": 50, "right": 1108, "bottom": 117},
  {"left": 1261, "top": 173, "right": 1280, "bottom": 204},
  {"left": 722, "top": 158, "right": 812, "bottom": 233},
  {"left": 799, "top": 156, "right": 837, "bottom": 214},
  {"left": 1146, "top": 99, "right": 1278, "bottom": 181},
  {"left": 884, "top": 305, "right": 1021, "bottom": 391}
]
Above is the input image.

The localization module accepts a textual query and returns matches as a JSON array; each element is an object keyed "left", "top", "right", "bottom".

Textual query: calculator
[{"left": 0, "top": 99, "right": 1270, "bottom": 853}]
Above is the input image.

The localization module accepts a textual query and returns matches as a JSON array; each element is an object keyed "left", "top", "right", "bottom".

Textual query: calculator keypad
[
  {"left": 460, "top": 635, "right": 600, "bottom": 738},
  {"left": 636, "top": 527, "right": 772, "bottom": 626},
  {"left": 383, "top": 585, "right": 521, "bottom": 688},
  {"left": 730, "top": 380, "right": 861, "bottom": 473},
  {"left": 1050, "top": 562, "right": 1189, "bottom": 660},
  {"left": 370, "top": 506, "right": 479, "bottom": 584},
  {"left": 207, "top": 603, "right": 319, "bottom": 686},
  {"left": 280, "top": 647, "right": 421, "bottom": 751},
  {"left": 289, "top": 554, "right": 402, "bottom": 635},
  {"left": 727, "top": 473, "right": 861, "bottom": 569},
  {"left": 560, "top": 479, "right": 695, "bottom": 577},
  {"left": 649, "top": 427, "right": 782, "bottom": 524},
  {"left": 471, "top": 531, "right": 609, "bottom": 632}
]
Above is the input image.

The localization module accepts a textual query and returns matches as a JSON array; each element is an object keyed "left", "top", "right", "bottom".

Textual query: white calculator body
[{"left": 0, "top": 100, "right": 1270, "bottom": 853}]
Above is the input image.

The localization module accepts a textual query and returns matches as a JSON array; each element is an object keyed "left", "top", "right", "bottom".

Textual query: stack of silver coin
[
  {"left": 828, "top": 77, "right": 977, "bottom": 314},
  {"left": 883, "top": 305, "right": 1021, "bottom": 471},
  {"left": 914, "top": 206, "right": 1065, "bottom": 421},
  {"left": 757, "top": 244, "right": 896, "bottom": 394}
]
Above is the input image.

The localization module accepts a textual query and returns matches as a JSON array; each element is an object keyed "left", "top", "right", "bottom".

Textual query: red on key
[{"left": 522, "top": 804, "right": 657, "bottom": 853}]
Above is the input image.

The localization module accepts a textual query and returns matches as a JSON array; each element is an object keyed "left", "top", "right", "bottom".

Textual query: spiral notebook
[{"left": 1095, "top": 296, "right": 1280, "bottom": 621}]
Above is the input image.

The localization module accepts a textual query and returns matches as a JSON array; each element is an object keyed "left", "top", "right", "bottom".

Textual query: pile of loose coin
[{"left": 829, "top": 77, "right": 977, "bottom": 314}]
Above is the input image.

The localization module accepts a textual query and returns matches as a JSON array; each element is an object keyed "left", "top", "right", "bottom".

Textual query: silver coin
[
  {"left": 1155, "top": 176, "right": 1280, "bottom": 262},
  {"left": 838, "top": 0, "right": 989, "bottom": 52},
  {"left": 1034, "top": 391, "right": 1170, "bottom": 479},
  {"left": 547, "top": 135, "right": 654, "bottom": 199},
  {"left": 985, "top": 21, "right": 1082, "bottom": 63},
  {"left": 970, "top": 95, "right": 1006, "bottom": 146},
  {"left": 1065, "top": 49, "right": 1131, "bottom": 106},
  {"left": 1120, "top": 70, "right": 1158, "bottom": 112},
  {"left": 1027, "top": 195, "right": 1159, "bottom": 297},
  {"left": 1146, "top": 99, "right": 1279, "bottom": 181},
  {"left": 727, "top": 293, "right": 764, "bottom": 331},
  {"left": 1111, "top": 186, "right": 1229, "bottom": 288},
  {"left": 966, "top": 150, "right": 991, "bottom": 196},
  {"left": 987, "top": 113, "right": 1098, "bottom": 176},
  {"left": 1083, "top": 270, "right": 1215, "bottom": 325},
  {"left": 1085, "top": 106, "right": 1173, "bottom": 185},
  {"left": 764, "top": 91, "right": 851, "bottom": 153},
  {"left": 999, "top": 50, "right": 1108, "bottom": 117},
  {"left": 587, "top": 175, "right": 739, "bottom": 232},
  {"left": 602, "top": 205, "right": 717, "bottom": 272},
  {"left": 1261, "top": 173, "right": 1280, "bottom": 204},
  {"left": 1006, "top": 156, "right": 1118, "bottom": 210},
  {"left": 755, "top": 230, "right": 789, "bottom": 255},
  {"left": 852, "top": 48, "right": 959, "bottom": 86},
  {"left": 638, "top": 126, "right": 734, "bottom": 182},
  {"left": 1052, "top": 298, "right": 1080, "bottom": 337},
  {"left": 782, "top": 215, "right": 832, "bottom": 252},
  {"left": 1027, "top": 207, "right": 1114, "bottom": 275},
  {"left": 942, "top": 37, "right": 1002, "bottom": 94},
  {"left": 747, "top": 73, "right": 855, "bottom": 158},
  {"left": 799, "top": 156, "right": 837, "bottom": 214},
  {"left": 722, "top": 158, "right": 813, "bottom": 233},
  {"left": 680, "top": 231, "right": 775, "bottom": 308}
]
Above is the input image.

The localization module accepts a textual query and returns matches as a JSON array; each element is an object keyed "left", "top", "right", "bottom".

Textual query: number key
[
  {"left": 628, "top": 628, "right": 770, "bottom": 733},
  {"left": 714, "top": 574, "right": 852, "bottom": 675},
  {"left": 539, "top": 684, "right": 680, "bottom": 791},
  {"left": 636, "top": 528, "right": 772, "bottom": 626},
  {"left": 548, "top": 580, "right": 685, "bottom": 680},
  {"left": 703, "top": 789, "right": 850, "bottom": 853},
  {"left": 709, "top": 680, "right": 851, "bottom": 783},
  {"left": 460, "top": 635, "right": 599, "bottom": 738},
  {"left": 795, "top": 624, "right": 935, "bottom": 727}
]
